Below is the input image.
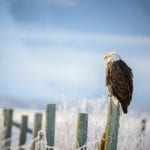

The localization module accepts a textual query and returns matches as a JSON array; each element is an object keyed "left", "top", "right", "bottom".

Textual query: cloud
[
  {"left": 2, "top": 25, "right": 150, "bottom": 47},
  {"left": 1, "top": 0, "right": 78, "bottom": 23},
  {"left": 48, "top": 0, "right": 77, "bottom": 6}
]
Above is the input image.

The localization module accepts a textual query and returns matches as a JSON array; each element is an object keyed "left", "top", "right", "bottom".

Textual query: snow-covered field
[{"left": 0, "top": 98, "right": 150, "bottom": 150}]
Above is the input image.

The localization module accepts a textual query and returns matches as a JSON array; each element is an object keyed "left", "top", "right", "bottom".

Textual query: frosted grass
[{"left": 0, "top": 97, "right": 149, "bottom": 150}]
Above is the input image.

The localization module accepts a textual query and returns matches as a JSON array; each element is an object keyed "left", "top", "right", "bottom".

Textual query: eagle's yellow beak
[
  {"left": 104, "top": 55, "right": 109, "bottom": 60},
  {"left": 104, "top": 54, "right": 111, "bottom": 60}
]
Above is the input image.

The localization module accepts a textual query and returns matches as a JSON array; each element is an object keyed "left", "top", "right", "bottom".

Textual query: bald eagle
[{"left": 104, "top": 52, "right": 133, "bottom": 114}]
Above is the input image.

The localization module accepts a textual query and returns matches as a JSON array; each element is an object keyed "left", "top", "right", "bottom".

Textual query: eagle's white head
[{"left": 104, "top": 52, "right": 121, "bottom": 62}]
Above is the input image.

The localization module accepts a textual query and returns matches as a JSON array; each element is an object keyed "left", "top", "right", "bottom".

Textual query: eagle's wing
[{"left": 106, "top": 61, "right": 133, "bottom": 113}]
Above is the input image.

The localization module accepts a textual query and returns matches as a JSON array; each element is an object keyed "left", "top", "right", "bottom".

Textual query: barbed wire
[
  {"left": 0, "top": 130, "right": 100, "bottom": 150},
  {"left": 1, "top": 129, "right": 149, "bottom": 150}
]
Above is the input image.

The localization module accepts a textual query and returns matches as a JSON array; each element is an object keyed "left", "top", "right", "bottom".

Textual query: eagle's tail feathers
[{"left": 122, "top": 105, "right": 128, "bottom": 114}]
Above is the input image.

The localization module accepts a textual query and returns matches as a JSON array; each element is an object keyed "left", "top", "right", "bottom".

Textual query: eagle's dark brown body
[{"left": 106, "top": 60, "right": 133, "bottom": 113}]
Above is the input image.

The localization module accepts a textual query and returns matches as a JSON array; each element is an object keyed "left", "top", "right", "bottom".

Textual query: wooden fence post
[
  {"left": 3, "top": 108, "right": 8, "bottom": 127},
  {"left": 32, "top": 113, "right": 42, "bottom": 150},
  {"left": 19, "top": 115, "right": 28, "bottom": 148},
  {"left": 76, "top": 113, "right": 88, "bottom": 150},
  {"left": 45, "top": 104, "right": 56, "bottom": 149},
  {"left": 5, "top": 109, "right": 13, "bottom": 150},
  {"left": 99, "top": 97, "right": 120, "bottom": 150}
]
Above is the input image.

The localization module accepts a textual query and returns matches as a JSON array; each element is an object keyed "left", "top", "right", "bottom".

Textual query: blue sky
[{"left": 0, "top": 0, "right": 150, "bottom": 111}]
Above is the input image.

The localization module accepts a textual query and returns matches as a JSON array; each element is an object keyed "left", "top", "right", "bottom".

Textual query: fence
[{"left": 2, "top": 97, "right": 120, "bottom": 150}]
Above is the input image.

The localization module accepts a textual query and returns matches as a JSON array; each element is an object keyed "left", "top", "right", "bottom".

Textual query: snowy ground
[{"left": 0, "top": 97, "right": 150, "bottom": 150}]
